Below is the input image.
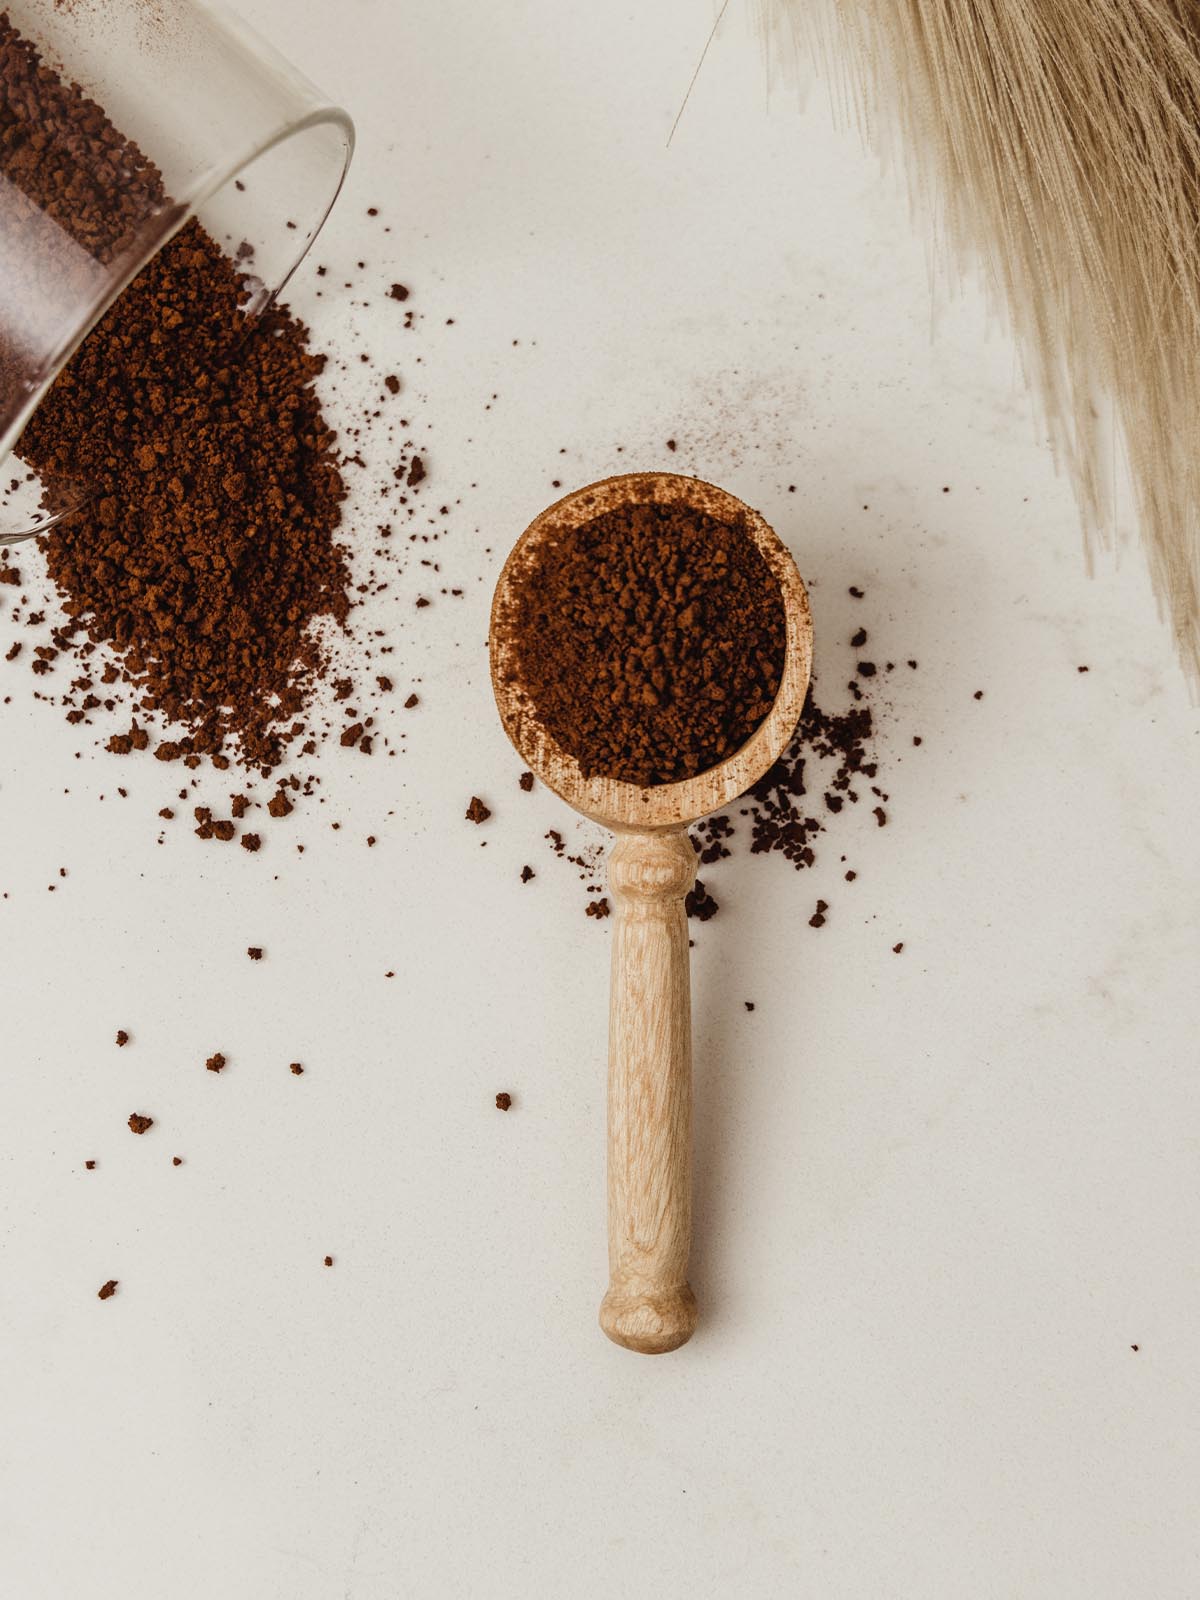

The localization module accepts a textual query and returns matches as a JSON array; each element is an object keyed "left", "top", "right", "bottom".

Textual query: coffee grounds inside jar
[
  {"left": 0, "top": 11, "right": 173, "bottom": 439},
  {"left": 498, "top": 501, "right": 785, "bottom": 787}
]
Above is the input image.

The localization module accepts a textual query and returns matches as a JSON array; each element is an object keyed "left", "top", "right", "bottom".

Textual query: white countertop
[{"left": 2, "top": 2, "right": 1198, "bottom": 1595}]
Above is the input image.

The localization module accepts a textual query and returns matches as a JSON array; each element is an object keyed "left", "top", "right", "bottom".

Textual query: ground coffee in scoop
[{"left": 499, "top": 500, "right": 785, "bottom": 786}]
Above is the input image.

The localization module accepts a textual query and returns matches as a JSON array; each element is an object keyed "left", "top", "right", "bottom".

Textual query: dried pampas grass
[{"left": 760, "top": 0, "right": 1200, "bottom": 683}]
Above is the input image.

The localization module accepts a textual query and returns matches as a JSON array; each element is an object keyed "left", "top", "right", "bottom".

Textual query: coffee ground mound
[
  {"left": 499, "top": 501, "right": 785, "bottom": 786},
  {"left": 17, "top": 217, "right": 349, "bottom": 776}
]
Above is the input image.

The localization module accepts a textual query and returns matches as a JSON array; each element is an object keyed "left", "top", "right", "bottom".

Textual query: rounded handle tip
[{"left": 600, "top": 1284, "right": 698, "bottom": 1354}]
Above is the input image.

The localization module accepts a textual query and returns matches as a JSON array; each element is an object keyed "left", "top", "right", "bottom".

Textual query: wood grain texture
[{"left": 599, "top": 828, "right": 699, "bottom": 1353}]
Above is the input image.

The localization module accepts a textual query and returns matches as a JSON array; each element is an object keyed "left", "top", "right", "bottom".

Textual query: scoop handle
[{"left": 599, "top": 828, "right": 699, "bottom": 1354}]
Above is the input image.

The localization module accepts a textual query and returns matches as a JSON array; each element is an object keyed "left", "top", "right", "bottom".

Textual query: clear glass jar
[{"left": 0, "top": 0, "right": 353, "bottom": 537}]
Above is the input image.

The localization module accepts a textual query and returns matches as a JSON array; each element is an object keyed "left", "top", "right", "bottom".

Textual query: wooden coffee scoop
[{"left": 489, "top": 472, "right": 813, "bottom": 1353}]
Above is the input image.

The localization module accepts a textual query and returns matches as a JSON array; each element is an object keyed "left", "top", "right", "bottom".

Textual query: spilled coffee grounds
[
  {"left": 499, "top": 501, "right": 785, "bottom": 786},
  {"left": 17, "top": 218, "right": 348, "bottom": 775}
]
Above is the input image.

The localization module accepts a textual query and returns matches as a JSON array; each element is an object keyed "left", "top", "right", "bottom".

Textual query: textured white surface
[{"left": 1, "top": 2, "right": 1198, "bottom": 1596}]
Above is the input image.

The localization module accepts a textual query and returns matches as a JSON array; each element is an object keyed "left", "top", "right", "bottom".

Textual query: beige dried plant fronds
[{"left": 759, "top": 0, "right": 1200, "bottom": 683}]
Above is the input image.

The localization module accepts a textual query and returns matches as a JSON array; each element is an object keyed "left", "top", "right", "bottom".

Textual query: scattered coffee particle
[
  {"left": 105, "top": 724, "right": 150, "bottom": 755},
  {"left": 466, "top": 796, "right": 491, "bottom": 824},
  {"left": 585, "top": 896, "right": 611, "bottom": 919},
  {"left": 172, "top": 1156, "right": 182, "bottom": 1166},
  {"left": 848, "top": 586, "right": 864, "bottom": 598},
  {"left": 1131, "top": 1344, "right": 1139, "bottom": 1352},
  {"left": 403, "top": 692, "right": 419, "bottom": 708},
  {"left": 247, "top": 946, "right": 263, "bottom": 961},
  {"left": 376, "top": 675, "right": 393, "bottom": 692},
  {"left": 495, "top": 1092, "right": 513, "bottom": 1111},
  {"left": 696, "top": 690, "right": 874, "bottom": 879},
  {"left": 496, "top": 501, "right": 785, "bottom": 785},
  {"left": 744, "top": 1001, "right": 755, "bottom": 1012},
  {"left": 520, "top": 865, "right": 535, "bottom": 882},
  {"left": 685, "top": 879, "right": 719, "bottom": 922},
  {"left": 205, "top": 1053, "right": 226, "bottom": 1074},
  {"left": 115, "top": 1030, "right": 129, "bottom": 1048},
  {"left": 4, "top": 641, "right": 20, "bottom": 661},
  {"left": 388, "top": 283, "right": 410, "bottom": 301},
  {"left": 856, "top": 661, "right": 876, "bottom": 677},
  {"left": 241, "top": 834, "right": 262, "bottom": 853},
  {"left": 873, "top": 806, "right": 887, "bottom": 827},
  {"left": 912, "top": 736, "right": 922, "bottom": 746},
  {"left": 1078, "top": 665, "right": 1090, "bottom": 673},
  {"left": 666, "top": 439, "right": 677, "bottom": 451},
  {"left": 809, "top": 899, "right": 829, "bottom": 929},
  {"left": 158, "top": 807, "right": 174, "bottom": 820},
  {"left": 407, "top": 454, "right": 426, "bottom": 488},
  {"left": 324, "top": 1255, "right": 334, "bottom": 1267},
  {"left": 268, "top": 791, "right": 293, "bottom": 819},
  {"left": 518, "top": 770, "right": 533, "bottom": 792},
  {"left": 845, "top": 869, "right": 857, "bottom": 881},
  {"left": 973, "top": 690, "right": 984, "bottom": 700},
  {"left": 892, "top": 942, "right": 904, "bottom": 953},
  {"left": 289, "top": 1062, "right": 304, "bottom": 1075},
  {"left": 127, "top": 1113, "right": 153, "bottom": 1135},
  {"left": 850, "top": 628, "right": 867, "bottom": 648},
  {"left": 97, "top": 1280, "right": 118, "bottom": 1301},
  {"left": 384, "top": 374, "right": 400, "bottom": 394},
  {"left": 85, "top": 1160, "right": 96, "bottom": 1170}
]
